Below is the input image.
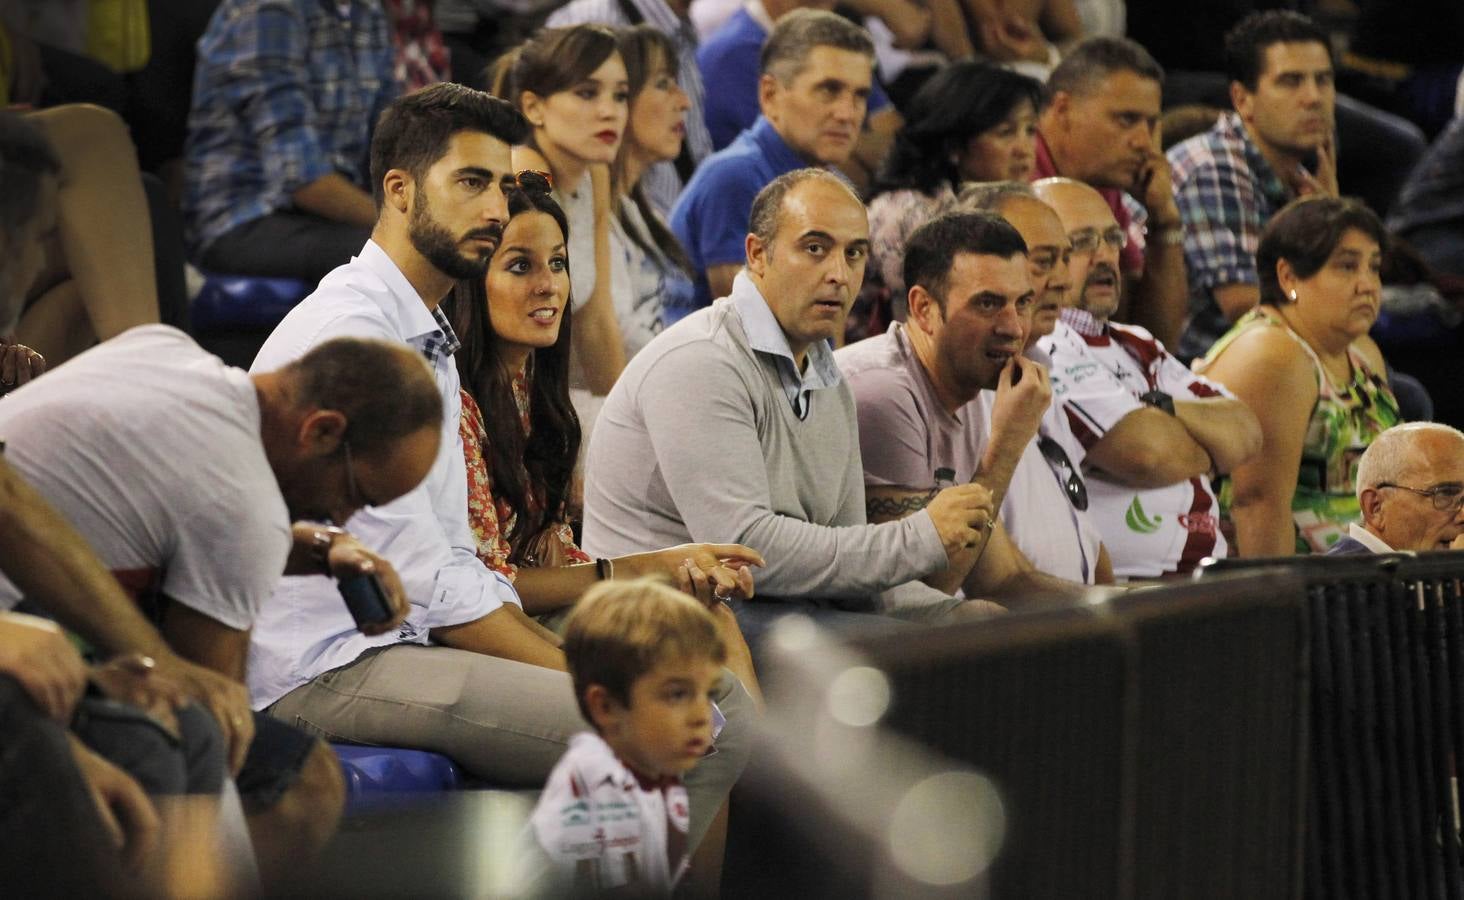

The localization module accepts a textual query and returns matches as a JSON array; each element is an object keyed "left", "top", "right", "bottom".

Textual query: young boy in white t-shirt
[{"left": 529, "top": 578, "right": 728, "bottom": 896}]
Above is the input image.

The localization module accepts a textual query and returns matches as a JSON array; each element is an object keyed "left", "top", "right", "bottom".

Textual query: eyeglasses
[
  {"left": 1067, "top": 227, "right": 1127, "bottom": 256},
  {"left": 511, "top": 169, "right": 553, "bottom": 193},
  {"left": 1377, "top": 482, "right": 1464, "bottom": 512},
  {"left": 1038, "top": 435, "right": 1088, "bottom": 511}
]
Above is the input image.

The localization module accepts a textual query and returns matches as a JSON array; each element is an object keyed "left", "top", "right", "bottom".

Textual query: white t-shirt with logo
[
  {"left": 529, "top": 731, "right": 691, "bottom": 895},
  {"left": 0, "top": 325, "right": 291, "bottom": 626},
  {"left": 1040, "top": 317, "right": 1228, "bottom": 579}
]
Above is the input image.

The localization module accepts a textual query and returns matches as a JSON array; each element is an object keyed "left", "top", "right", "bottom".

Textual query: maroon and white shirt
[
  {"left": 1039, "top": 311, "right": 1229, "bottom": 579},
  {"left": 529, "top": 732, "right": 691, "bottom": 896}
]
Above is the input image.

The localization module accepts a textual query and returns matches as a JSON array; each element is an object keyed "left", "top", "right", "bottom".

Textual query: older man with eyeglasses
[
  {"left": 1328, "top": 423, "right": 1464, "bottom": 555},
  {"left": 946, "top": 181, "right": 1118, "bottom": 584},
  {"left": 1033, "top": 177, "right": 1261, "bottom": 581}
]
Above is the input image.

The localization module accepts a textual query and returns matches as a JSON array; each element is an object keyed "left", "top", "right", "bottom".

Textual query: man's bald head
[
  {"left": 259, "top": 338, "right": 444, "bottom": 525},
  {"left": 1356, "top": 423, "right": 1464, "bottom": 552},
  {"left": 1032, "top": 177, "right": 1124, "bottom": 320}
]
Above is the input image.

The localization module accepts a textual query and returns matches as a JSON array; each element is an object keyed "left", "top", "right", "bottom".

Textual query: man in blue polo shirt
[
  {"left": 697, "top": 0, "right": 897, "bottom": 151},
  {"left": 671, "top": 9, "right": 875, "bottom": 308}
]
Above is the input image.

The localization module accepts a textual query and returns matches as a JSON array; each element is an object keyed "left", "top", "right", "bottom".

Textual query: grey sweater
[{"left": 581, "top": 287, "right": 950, "bottom": 611}]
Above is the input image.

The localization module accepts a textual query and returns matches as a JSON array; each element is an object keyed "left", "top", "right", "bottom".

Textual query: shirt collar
[
  {"left": 1060, "top": 307, "right": 1107, "bottom": 339},
  {"left": 1220, "top": 111, "right": 1293, "bottom": 205},
  {"left": 1032, "top": 131, "right": 1128, "bottom": 210},
  {"left": 745, "top": 0, "right": 774, "bottom": 32},
  {"left": 423, "top": 307, "right": 462, "bottom": 364},
  {"left": 889, "top": 321, "right": 963, "bottom": 424},
  {"left": 1348, "top": 521, "right": 1396, "bottom": 554},
  {"left": 355, "top": 240, "right": 459, "bottom": 361},
  {"left": 729, "top": 272, "right": 842, "bottom": 413},
  {"left": 1033, "top": 131, "right": 1058, "bottom": 179},
  {"left": 750, "top": 115, "right": 815, "bottom": 170}
]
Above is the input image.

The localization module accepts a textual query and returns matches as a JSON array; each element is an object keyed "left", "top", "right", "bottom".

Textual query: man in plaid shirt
[
  {"left": 1167, "top": 11, "right": 1336, "bottom": 361},
  {"left": 183, "top": 0, "right": 399, "bottom": 285}
]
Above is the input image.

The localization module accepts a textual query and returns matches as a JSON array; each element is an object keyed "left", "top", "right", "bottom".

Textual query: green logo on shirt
[{"left": 1125, "top": 496, "right": 1163, "bottom": 534}]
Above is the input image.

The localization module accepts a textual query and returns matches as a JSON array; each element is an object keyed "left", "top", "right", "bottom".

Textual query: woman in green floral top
[{"left": 1195, "top": 196, "right": 1400, "bottom": 555}]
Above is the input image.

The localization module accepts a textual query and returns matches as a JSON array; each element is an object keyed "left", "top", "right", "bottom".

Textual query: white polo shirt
[{"left": 247, "top": 240, "right": 521, "bottom": 708}]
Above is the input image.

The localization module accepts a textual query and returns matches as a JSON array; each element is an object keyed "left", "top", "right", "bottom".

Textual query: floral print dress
[
  {"left": 460, "top": 370, "right": 590, "bottom": 579},
  {"left": 1198, "top": 309, "right": 1401, "bottom": 553}
]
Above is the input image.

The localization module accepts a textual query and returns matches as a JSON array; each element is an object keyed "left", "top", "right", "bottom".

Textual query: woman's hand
[
  {"left": 635, "top": 544, "right": 764, "bottom": 598},
  {"left": 522, "top": 525, "right": 575, "bottom": 570},
  {"left": 672, "top": 553, "right": 759, "bottom": 608}
]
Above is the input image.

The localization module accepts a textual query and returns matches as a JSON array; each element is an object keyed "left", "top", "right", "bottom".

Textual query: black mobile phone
[{"left": 339, "top": 572, "right": 393, "bottom": 627}]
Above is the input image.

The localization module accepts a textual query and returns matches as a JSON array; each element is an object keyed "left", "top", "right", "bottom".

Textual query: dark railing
[
  {"left": 848, "top": 572, "right": 1310, "bottom": 900},
  {"left": 1200, "top": 552, "right": 1464, "bottom": 900}
]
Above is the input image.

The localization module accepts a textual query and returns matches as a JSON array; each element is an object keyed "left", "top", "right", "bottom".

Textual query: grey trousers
[{"left": 267, "top": 644, "right": 756, "bottom": 850}]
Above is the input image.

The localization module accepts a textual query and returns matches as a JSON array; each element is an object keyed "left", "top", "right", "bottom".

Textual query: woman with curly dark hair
[{"left": 863, "top": 63, "right": 1042, "bottom": 327}]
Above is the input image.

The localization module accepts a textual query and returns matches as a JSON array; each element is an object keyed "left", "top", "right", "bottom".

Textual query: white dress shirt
[
  {"left": 1347, "top": 522, "right": 1395, "bottom": 554},
  {"left": 246, "top": 240, "right": 522, "bottom": 708}
]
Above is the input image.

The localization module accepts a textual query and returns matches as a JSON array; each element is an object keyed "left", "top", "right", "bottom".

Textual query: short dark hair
[
  {"left": 903, "top": 211, "right": 1029, "bottom": 311},
  {"left": 1256, "top": 196, "right": 1387, "bottom": 306},
  {"left": 1224, "top": 11, "right": 1331, "bottom": 91},
  {"left": 0, "top": 111, "right": 60, "bottom": 248},
  {"left": 369, "top": 83, "right": 527, "bottom": 211},
  {"left": 287, "top": 338, "right": 443, "bottom": 457},
  {"left": 748, "top": 167, "right": 859, "bottom": 247},
  {"left": 873, "top": 62, "right": 1042, "bottom": 198},
  {"left": 564, "top": 578, "right": 726, "bottom": 723},
  {"left": 760, "top": 9, "right": 874, "bottom": 84},
  {"left": 1045, "top": 36, "right": 1164, "bottom": 107}
]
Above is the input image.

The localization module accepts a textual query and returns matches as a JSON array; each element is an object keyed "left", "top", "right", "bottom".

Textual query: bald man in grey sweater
[{"left": 582, "top": 169, "right": 1001, "bottom": 621}]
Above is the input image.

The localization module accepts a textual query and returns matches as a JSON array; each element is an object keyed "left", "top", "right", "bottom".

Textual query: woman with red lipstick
[
  {"left": 860, "top": 63, "right": 1042, "bottom": 335},
  {"left": 501, "top": 25, "right": 632, "bottom": 410},
  {"left": 1195, "top": 196, "right": 1400, "bottom": 557},
  {"left": 611, "top": 26, "right": 698, "bottom": 343},
  {"left": 448, "top": 176, "right": 764, "bottom": 618}
]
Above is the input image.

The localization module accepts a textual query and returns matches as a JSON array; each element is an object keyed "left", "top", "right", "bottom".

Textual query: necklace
[{"left": 1269, "top": 305, "right": 1354, "bottom": 390}]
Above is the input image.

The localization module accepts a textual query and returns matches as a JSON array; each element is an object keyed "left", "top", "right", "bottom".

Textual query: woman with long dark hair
[
  {"left": 449, "top": 175, "right": 765, "bottom": 619},
  {"left": 612, "top": 25, "right": 698, "bottom": 334}
]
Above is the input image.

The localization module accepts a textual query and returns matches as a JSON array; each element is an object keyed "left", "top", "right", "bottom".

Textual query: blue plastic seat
[
  {"left": 191, "top": 272, "right": 312, "bottom": 333},
  {"left": 332, "top": 745, "right": 462, "bottom": 810}
]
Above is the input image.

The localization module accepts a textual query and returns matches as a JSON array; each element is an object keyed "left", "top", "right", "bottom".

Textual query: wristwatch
[
  {"left": 1149, "top": 223, "right": 1185, "bottom": 246},
  {"left": 1139, "top": 389, "right": 1176, "bottom": 416},
  {"left": 310, "top": 525, "right": 349, "bottom": 568}
]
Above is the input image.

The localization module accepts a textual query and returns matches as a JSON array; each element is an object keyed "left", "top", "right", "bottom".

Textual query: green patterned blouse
[{"left": 1198, "top": 309, "right": 1401, "bottom": 553}]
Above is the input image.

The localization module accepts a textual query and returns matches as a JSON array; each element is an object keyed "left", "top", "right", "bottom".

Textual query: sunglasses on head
[{"left": 510, "top": 169, "right": 553, "bottom": 193}]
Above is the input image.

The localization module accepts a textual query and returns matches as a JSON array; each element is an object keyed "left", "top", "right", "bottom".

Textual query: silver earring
[{"left": 1288, "top": 289, "right": 1297, "bottom": 302}]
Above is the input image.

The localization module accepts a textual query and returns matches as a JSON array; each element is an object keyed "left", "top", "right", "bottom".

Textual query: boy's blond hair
[{"left": 563, "top": 578, "right": 727, "bottom": 723}]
